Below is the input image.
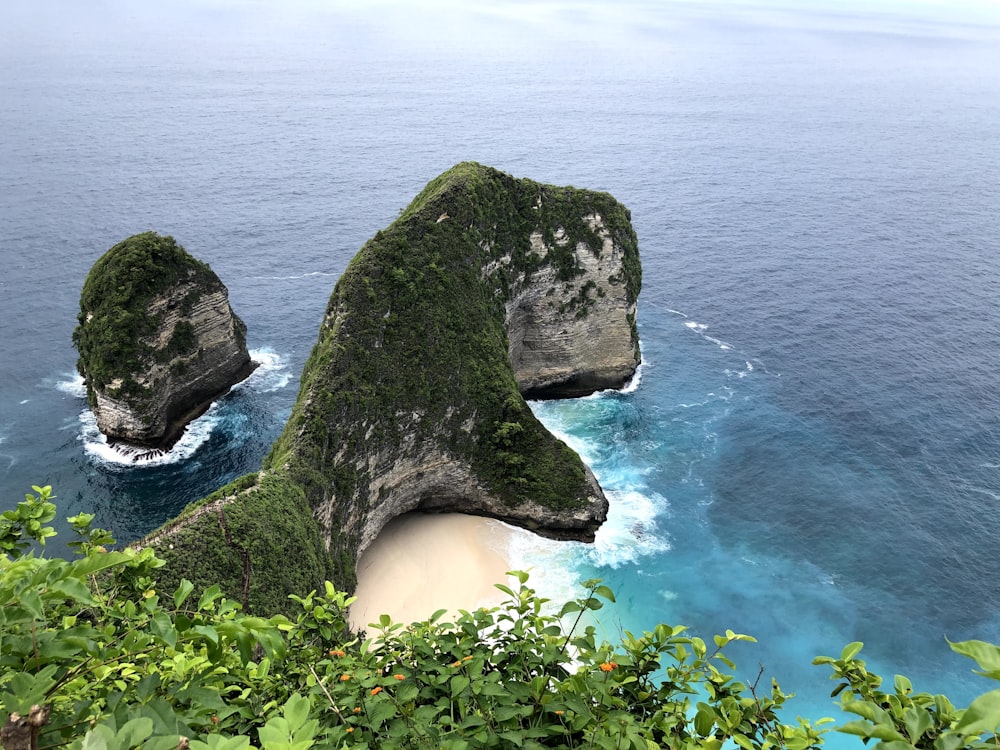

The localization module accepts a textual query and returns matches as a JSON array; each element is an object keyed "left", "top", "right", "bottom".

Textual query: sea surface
[{"left": 2, "top": 0, "right": 999, "bottom": 742}]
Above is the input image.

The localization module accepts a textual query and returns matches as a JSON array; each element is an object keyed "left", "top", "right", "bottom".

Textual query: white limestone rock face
[
  {"left": 93, "top": 283, "right": 255, "bottom": 448},
  {"left": 504, "top": 214, "right": 639, "bottom": 397}
]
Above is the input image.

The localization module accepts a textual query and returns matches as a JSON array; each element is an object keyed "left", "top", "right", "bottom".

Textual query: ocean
[{"left": 2, "top": 0, "right": 999, "bottom": 741}]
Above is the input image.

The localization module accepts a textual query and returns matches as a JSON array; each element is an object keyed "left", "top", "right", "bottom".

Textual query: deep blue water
[{"left": 3, "top": 0, "right": 1000, "bottom": 741}]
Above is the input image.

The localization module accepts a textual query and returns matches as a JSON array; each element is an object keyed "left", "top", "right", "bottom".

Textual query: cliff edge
[
  {"left": 148, "top": 164, "right": 641, "bottom": 612},
  {"left": 73, "top": 232, "right": 256, "bottom": 450}
]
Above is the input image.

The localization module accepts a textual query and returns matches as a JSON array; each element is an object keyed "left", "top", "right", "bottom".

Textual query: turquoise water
[{"left": 2, "top": 1, "right": 1000, "bottom": 740}]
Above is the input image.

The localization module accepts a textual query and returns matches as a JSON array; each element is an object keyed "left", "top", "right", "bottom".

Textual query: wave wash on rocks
[{"left": 145, "top": 163, "right": 642, "bottom": 613}]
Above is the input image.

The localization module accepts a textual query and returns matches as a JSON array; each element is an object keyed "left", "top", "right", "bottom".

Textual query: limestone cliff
[
  {"left": 74, "top": 232, "right": 256, "bottom": 450},
  {"left": 149, "top": 163, "right": 641, "bottom": 613}
]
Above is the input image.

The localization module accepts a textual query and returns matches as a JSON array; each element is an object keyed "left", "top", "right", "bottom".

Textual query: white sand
[{"left": 348, "top": 513, "right": 516, "bottom": 633}]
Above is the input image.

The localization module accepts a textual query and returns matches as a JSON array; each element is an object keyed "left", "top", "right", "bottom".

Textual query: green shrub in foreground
[{"left": 2, "top": 487, "right": 1000, "bottom": 750}]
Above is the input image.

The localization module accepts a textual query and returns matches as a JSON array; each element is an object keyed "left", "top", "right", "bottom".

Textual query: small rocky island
[
  {"left": 143, "top": 163, "right": 642, "bottom": 613},
  {"left": 73, "top": 232, "right": 256, "bottom": 452}
]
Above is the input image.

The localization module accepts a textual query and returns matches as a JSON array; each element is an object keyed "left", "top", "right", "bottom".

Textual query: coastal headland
[{"left": 142, "top": 162, "right": 642, "bottom": 614}]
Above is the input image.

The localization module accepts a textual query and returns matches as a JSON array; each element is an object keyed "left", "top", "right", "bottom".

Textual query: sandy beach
[{"left": 348, "top": 513, "right": 517, "bottom": 633}]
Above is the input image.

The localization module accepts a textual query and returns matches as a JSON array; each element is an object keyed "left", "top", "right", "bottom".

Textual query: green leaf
[
  {"left": 840, "top": 642, "right": 864, "bottom": 662},
  {"left": 397, "top": 682, "right": 419, "bottom": 703},
  {"left": 49, "top": 576, "right": 97, "bottom": 605},
  {"left": 837, "top": 720, "right": 904, "bottom": 741},
  {"left": 903, "top": 705, "right": 933, "bottom": 743},
  {"left": 259, "top": 717, "right": 292, "bottom": 749},
  {"left": 494, "top": 583, "right": 517, "bottom": 598},
  {"left": 368, "top": 700, "right": 396, "bottom": 726},
  {"left": 18, "top": 587, "right": 44, "bottom": 619},
  {"left": 71, "top": 551, "right": 132, "bottom": 577},
  {"left": 934, "top": 732, "right": 966, "bottom": 750},
  {"left": 116, "top": 717, "right": 155, "bottom": 748},
  {"left": 695, "top": 707, "right": 715, "bottom": 736},
  {"left": 949, "top": 640, "right": 1000, "bottom": 680},
  {"left": 842, "top": 700, "right": 893, "bottom": 724},
  {"left": 559, "top": 600, "right": 582, "bottom": 616},
  {"left": 451, "top": 675, "right": 471, "bottom": 697},
  {"left": 150, "top": 610, "right": 177, "bottom": 649},
  {"left": 593, "top": 585, "right": 616, "bottom": 603},
  {"left": 139, "top": 696, "right": 194, "bottom": 737},
  {"left": 191, "top": 624, "right": 220, "bottom": 646},
  {"left": 80, "top": 724, "right": 114, "bottom": 750},
  {"left": 219, "top": 737, "right": 252, "bottom": 750},
  {"left": 953, "top": 688, "right": 1000, "bottom": 735},
  {"left": 283, "top": 694, "right": 311, "bottom": 732},
  {"left": 173, "top": 579, "right": 195, "bottom": 608},
  {"left": 877, "top": 742, "right": 921, "bottom": 750},
  {"left": 498, "top": 730, "right": 525, "bottom": 746},
  {"left": 198, "top": 585, "right": 224, "bottom": 611}
]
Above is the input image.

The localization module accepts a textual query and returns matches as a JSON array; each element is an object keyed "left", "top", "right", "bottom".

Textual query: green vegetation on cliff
[
  {"left": 73, "top": 232, "right": 224, "bottom": 405},
  {"left": 150, "top": 163, "right": 641, "bottom": 613},
  {"left": 5, "top": 491, "right": 1000, "bottom": 750}
]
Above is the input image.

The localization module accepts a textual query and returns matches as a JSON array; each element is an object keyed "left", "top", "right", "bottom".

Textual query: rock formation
[
  {"left": 506, "top": 214, "right": 640, "bottom": 398},
  {"left": 74, "top": 232, "right": 256, "bottom": 451},
  {"left": 147, "top": 163, "right": 641, "bottom": 613}
]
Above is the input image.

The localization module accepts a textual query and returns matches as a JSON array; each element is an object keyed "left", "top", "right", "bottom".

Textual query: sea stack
[
  {"left": 73, "top": 232, "right": 255, "bottom": 451},
  {"left": 147, "top": 163, "right": 642, "bottom": 613}
]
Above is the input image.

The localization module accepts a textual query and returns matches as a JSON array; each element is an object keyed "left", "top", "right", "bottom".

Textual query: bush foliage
[{"left": 4, "top": 489, "right": 1000, "bottom": 750}]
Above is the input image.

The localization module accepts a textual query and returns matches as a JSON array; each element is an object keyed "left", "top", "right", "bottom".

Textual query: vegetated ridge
[{"left": 145, "top": 162, "right": 642, "bottom": 614}]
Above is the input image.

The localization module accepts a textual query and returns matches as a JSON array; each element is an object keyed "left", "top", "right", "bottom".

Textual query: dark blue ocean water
[{"left": 3, "top": 0, "right": 1000, "bottom": 741}]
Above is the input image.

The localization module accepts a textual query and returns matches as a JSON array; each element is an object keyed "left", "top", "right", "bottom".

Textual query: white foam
[
  {"left": 240, "top": 348, "right": 291, "bottom": 392},
  {"left": 64, "top": 348, "right": 291, "bottom": 467},
  {"left": 0, "top": 437, "right": 13, "bottom": 473},
  {"left": 56, "top": 373, "right": 87, "bottom": 399},
  {"left": 587, "top": 489, "right": 670, "bottom": 568},
  {"left": 79, "top": 404, "right": 221, "bottom": 467},
  {"left": 683, "top": 320, "right": 735, "bottom": 352},
  {"left": 506, "top": 527, "right": 586, "bottom": 609},
  {"left": 727, "top": 361, "right": 756, "bottom": 379},
  {"left": 618, "top": 342, "right": 646, "bottom": 394},
  {"left": 256, "top": 271, "right": 338, "bottom": 281},
  {"left": 705, "top": 335, "right": 732, "bottom": 351}
]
